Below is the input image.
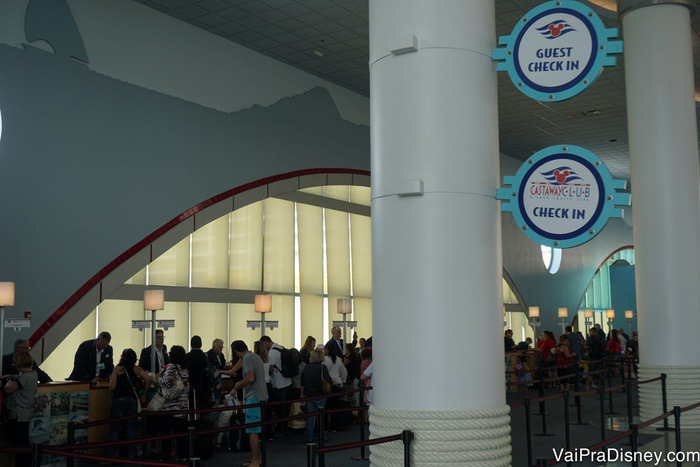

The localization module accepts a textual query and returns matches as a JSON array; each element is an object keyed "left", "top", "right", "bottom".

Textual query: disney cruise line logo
[{"left": 537, "top": 21, "right": 576, "bottom": 39}]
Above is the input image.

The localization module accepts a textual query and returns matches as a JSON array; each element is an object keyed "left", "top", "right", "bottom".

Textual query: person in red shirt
[
  {"left": 556, "top": 335, "right": 575, "bottom": 391},
  {"left": 539, "top": 331, "right": 557, "bottom": 387}
]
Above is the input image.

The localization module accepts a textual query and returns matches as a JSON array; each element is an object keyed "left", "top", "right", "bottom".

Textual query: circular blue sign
[
  {"left": 517, "top": 153, "right": 605, "bottom": 241},
  {"left": 493, "top": 0, "right": 622, "bottom": 102},
  {"left": 497, "top": 145, "right": 631, "bottom": 249}
]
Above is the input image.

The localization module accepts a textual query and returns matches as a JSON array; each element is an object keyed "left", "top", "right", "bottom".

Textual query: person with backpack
[{"left": 260, "top": 336, "right": 293, "bottom": 438}]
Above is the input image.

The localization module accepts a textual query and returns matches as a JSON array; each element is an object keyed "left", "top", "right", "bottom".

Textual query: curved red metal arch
[{"left": 28, "top": 168, "right": 370, "bottom": 349}]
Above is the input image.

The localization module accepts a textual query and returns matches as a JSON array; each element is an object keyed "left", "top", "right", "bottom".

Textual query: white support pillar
[
  {"left": 620, "top": 0, "right": 700, "bottom": 428},
  {"left": 369, "top": 1, "right": 509, "bottom": 465}
]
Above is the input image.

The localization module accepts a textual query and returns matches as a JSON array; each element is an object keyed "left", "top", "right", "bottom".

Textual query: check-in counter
[
  {"left": 506, "top": 350, "right": 538, "bottom": 382},
  {"left": 1, "top": 379, "right": 111, "bottom": 467}
]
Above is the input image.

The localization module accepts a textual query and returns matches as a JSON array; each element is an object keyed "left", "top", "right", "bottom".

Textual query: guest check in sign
[
  {"left": 492, "top": 0, "right": 622, "bottom": 101},
  {"left": 497, "top": 146, "right": 630, "bottom": 248}
]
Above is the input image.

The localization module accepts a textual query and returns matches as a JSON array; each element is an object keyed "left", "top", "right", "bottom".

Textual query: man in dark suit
[
  {"left": 67, "top": 331, "right": 114, "bottom": 381},
  {"left": 1, "top": 338, "right": 52, "bottom": 383},
  {"left": 138, "top": 329, "right": 168, "bottom": 373},
  {"left": 325, "top": 326, "right": 345, "bottom": 359}
]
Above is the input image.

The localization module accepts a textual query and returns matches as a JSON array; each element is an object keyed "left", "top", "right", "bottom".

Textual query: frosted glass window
[
  {"left": 299, "top": 187, "right": 325, "bottom": 196},
  {"left": 97, "top": 300, "right": 146, "bottom": 358},
  {"left": 297, "top": 204, "right": 323, "bottom": 295},
  {"left": 270, "top": 295, "right": 295, "bottom": 348},
  {"left": 353, "top": 297, "right": 372, "bottom": 342},
  {"left": 125, "top": 268, "right": 147, "bottom": 285},
  {"left": 42, "top": 309, "right": 97, "bottom": 381},
  {"left": 191, "top": 303, "right": 228, "bottom": 359},
  {"left": 149, "top": 237, "right": 190, "bottom": 286},
  {"left": 350, "top": 214, "right": 371, "bottom": 298},
  {"left": 325, "top": 208, "right": 351, "bottom": 297},
  {"left": 229, "top": 303, "right": 258, "bottom": 350},
  {"left": 350, "top": 186, "right": 371, "bottom": 206},
  {"left": 300, "top": 294, "right": 323, "bottom": 346},
  {"left": 263, "top": 199, "right": 295, "bottom": 293},
  {"left": 324, "top": 185, "right": 350, "bottom": 203},
  {"left": 230, "top": 203, "right": 262, "bottom": 290},
  {"left": 191, "top": 216, "right": 229, "bottom": 288},
  {"left": 502, "top": 279, "right": 519, "bottom": 305}
]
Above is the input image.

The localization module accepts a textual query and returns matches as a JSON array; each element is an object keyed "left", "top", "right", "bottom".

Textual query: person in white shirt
[
  {"left": 323, "top": 344, "right": 348, "bottom": 431},
  {"left": 617, "top": 328, "right": 628, "bottom": 354},
  {"left": 260, "top": 336, "right": 292, "bottom": 437}
]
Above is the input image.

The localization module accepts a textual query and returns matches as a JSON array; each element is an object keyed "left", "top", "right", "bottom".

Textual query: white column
[
  {"left": 621, "top": 0, "right": 700, "bottom": 428},
  {"left": 369, "top": 1, "right": 509, "bottom": 465}
]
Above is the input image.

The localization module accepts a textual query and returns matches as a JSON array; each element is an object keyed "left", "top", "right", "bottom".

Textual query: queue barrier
[
  {"left": 308, "top": 430, "right": 414, "bottom": 467},
  {"left": 536, "top": 400, "right": 700, "bottom": 467},
  {"left": 0, "top": 384, "right": 376, "bottom": 467},
  {"left": 510, "top": 362, "right": 675, "bottom": 467}
]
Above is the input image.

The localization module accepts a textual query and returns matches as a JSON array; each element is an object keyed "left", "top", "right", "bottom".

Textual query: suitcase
[{"left": 229, "top": 412, "right": 251, "bottom": 452}]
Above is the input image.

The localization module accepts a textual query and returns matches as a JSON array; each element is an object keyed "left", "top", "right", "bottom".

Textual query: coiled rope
[
  {"left": 369, "top": 405, "right": 511, "bottom": 466},
  {"left": 638, "top": 364, "right": 700, "bottom": 428}
]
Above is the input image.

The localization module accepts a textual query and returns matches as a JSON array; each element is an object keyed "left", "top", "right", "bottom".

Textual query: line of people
[
  {"left": 506, "top": 324, "right": 639, "bottom": 394},
  {"left": 0, "top": 326, "right": 375, "bottom": 466}
]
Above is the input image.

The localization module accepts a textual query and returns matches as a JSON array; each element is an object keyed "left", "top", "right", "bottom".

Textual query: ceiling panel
[{"left": 133, "top": 0, "right": 700, "bottom": 180}]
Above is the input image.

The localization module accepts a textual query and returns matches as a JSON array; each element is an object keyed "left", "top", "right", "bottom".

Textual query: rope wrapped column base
[
  {"left": 638, "top": 364, "right": 700, "bottom": 429},
  {"left": 369, "top": 405, "right": 511, "bottom": 466}
]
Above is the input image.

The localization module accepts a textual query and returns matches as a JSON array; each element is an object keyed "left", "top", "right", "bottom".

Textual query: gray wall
[{"left": 0, "top": 45, "right": 370, "bottom": 354}]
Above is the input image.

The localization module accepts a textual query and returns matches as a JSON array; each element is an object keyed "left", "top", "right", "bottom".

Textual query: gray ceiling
[{"left": 134, "top": 0, "right": 700, "bottom": 181}]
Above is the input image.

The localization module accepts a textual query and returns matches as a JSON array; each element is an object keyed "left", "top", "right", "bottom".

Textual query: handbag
[
  {"left": 320, "top": 365, "right": 332, "bottom": 395},
  {"left": 125, "top": 370, "right": 142, "bottom": 413},
  {"left": 148, "top": 365, "right": 185, "bottom": 411}
]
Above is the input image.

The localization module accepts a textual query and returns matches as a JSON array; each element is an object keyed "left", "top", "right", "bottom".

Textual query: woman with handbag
[
  {"left": 324, "top": 344, "right": 347, "bottom": 431},
  {"left": 300, "top": 349, "right": 333, "bottom": 443},
  {"left": 153, "top": 345, "right": 190, "bottom": 461},
  {"left": 106, "top": 349, "right": 150, "bottom": 461}
]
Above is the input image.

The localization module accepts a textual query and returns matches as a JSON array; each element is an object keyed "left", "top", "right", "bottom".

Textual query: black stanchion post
[
  {"left": 66, "top": 422, "right": 75, "bottom": 467},
  {"left": 536, "top": 368, "right": 547, "bottom": 416},
  {"left": 598, "top": 386, "right": 606, "bottom": 441},
  {"left": 31, "top": 443, "right": 42, "bottom": 467},
  {"left": 318, "top": 406, "right": 326, "bottom": 467},
  {"left": 605, "top": 368, "right": 616, "bottom": 414},
  {"left": 307, "top": 442, "right": 317, "bottom": 467},
  {"left": 673, "top": 406, "right": 682, "bottom": 466},
  {"left": 260, "top": 400, "right": 268, "bottom": 467},
  {"left": 563, "top": 391, "right": 571, "bottom": 454},
  {"left": 524, "top": 398, "right": 533, "bottom": 467},
  {"left": 572, "top": 365, "right": 588, "bottom": 426},
  {"left": 620, "top": 357, "right": 627, "bottom": 392},
  {"left": 535, "top": 393, "right": 554, "bottom": 437},
  {"left": 628, "top": 361, "right": 637, "bottom": 408},
  {"left": 626, "top": 373, "right": 634, "bottom": 425},
  {"left": 535, "top": 458, "right": 548, "bottom": 466},
  {"left": 402, "top": 429, "right": 414, "bottom": 467},
  {"left": 188, "top": 425, "right": 197, "bottom": 467},
  {"left": 359, "top": 392, "right": 368, "bottom": 460},
  {"left": 661, "top": 374, "right": 670, "bottom": 431},
  {"left": 630, "top": 424, "right": 639, "bottom": 467}
]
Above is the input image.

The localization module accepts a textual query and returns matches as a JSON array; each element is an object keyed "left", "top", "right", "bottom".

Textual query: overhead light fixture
[
  {"left": 313, "top": 50, "right": 324, "bottom": 57},
  {"left": 583, "top": 309, "right": 593, "bottom": 336}
]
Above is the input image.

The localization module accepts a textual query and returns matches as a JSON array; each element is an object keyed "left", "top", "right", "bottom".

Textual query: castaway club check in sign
[
  {"left": 492, "top": 0, "right": 622, "bottom": 102},
  {"left": 497, "top": 146, "right": 630, "bottom": 249}
]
